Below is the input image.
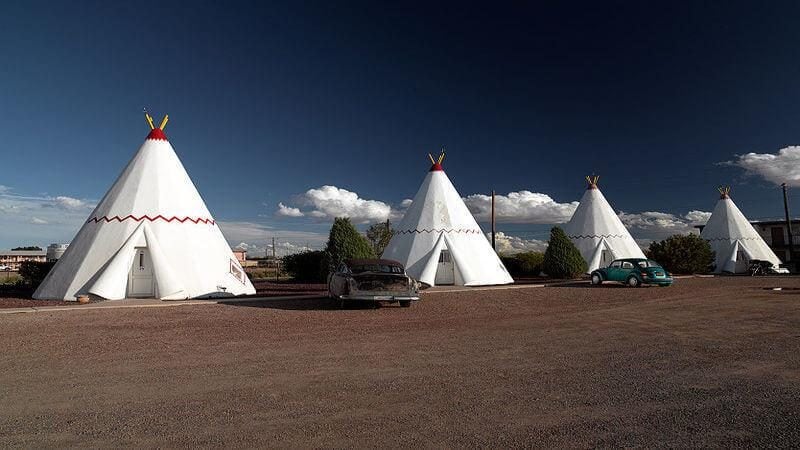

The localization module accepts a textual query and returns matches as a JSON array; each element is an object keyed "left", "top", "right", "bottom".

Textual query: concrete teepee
[
  {"left": 563, "top": 176, "right": 645, "bottom": 272},
  {"left": 34, "top": 113, "right": 256, "bottom": 300},
  {"left": 700, "top": 186, "right": 781, "bottom": 273},
  {"left": 382, "top": 152, "right": 513, "bottom": 287}
]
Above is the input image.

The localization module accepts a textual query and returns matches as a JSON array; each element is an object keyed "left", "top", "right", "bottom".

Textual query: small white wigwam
[
  {"left": 381, "top": 151, "right": 513, "bottom": 286},
  {"left": 564, "top": 176, "right": 646, "bottom": 272},
  {"left": 34, "top": 113, "right": 256, "bottom": 300},
  {"left": 700, "top": 186, "right": 781, "bottom": 273}
]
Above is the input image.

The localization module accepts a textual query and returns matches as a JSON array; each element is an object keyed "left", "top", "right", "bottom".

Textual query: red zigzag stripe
[
  {"left": 395, "top": 228, "right": 482, "bottom": 235},
  {"left": 87, "top": 215, "right": 216, "bottom": 225}
]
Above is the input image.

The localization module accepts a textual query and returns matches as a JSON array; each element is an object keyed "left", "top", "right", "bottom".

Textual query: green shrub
[
  {"left": 18, "top": 261, "right": 57, "bottom": 288},
  {"left": 647, "top": 234, "right": 714, "bottom": 274},
  {"left": 283, "top": 251, "right": 327, "bottom": 282},
  {"left": 501, "top": 251, "right": 545, "bottom": 276},
  {"left": 323, "top": 218, "right": 376, "bottom": 273},
  {"left": 541, "top": 227, "right": 587, "bottom": 278}
]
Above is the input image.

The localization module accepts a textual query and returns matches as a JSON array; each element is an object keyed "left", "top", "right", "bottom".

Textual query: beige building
[{"left": 0, "top": 250, "right": 47, "bottom": 271}]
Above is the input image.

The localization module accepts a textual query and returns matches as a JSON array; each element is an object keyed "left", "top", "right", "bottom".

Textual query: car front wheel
[
  {"left": 627, "top": 276, "right": 641, "bottom": 288},
  {"left": 591, "top": 273, "right": 602, "bottom": 285}
]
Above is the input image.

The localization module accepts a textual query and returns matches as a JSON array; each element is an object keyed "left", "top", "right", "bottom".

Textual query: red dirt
[{"left": 1, "top": 277, "right": 799, "bottom": 447}]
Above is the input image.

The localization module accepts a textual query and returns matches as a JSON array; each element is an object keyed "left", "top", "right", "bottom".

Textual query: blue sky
[{"left": 2, "top": 1, "right": 800, "bottom": 254}]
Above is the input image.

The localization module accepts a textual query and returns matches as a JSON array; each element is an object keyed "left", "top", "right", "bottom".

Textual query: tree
[
  {"left": 500, "top": 251, "right": 545, "bottom": 276},
  {"left": 323, "top": 218, "right": 376, "bottom": 273},
  {"left": 18, "top": 261, "right": 56, "bottom": 288},
  {"left": 283, "top": 251, "right": 327, "bottom": 282},
  {"left": 12, "top": 246, "right": 42, "bottom": 251},
  {"left": 366, "top": 219, "right": 393, "bottom": 256},
  {"left": 647, "top": 234, "right": 714, "bottom": 274},
  {"left": 541, "top": 227, "right": 587, "bottom": 278}
]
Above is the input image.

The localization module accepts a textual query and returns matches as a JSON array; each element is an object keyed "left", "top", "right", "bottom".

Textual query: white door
[
  {"left": 735, "top": 250, "right": 748, "bottom": 273},
  {"left": 600, "top": 250, "right": 613, "bottom": 267},
  {"left": 128, "top": 247, "right": 155, "bottom": 297},
  {"left": 435, "top": 249, "right": 455, "bottom": 285}
]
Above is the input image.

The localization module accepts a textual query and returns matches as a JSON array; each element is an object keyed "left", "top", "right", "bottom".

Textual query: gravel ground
[
  {"left": 0, "top": 281, "right": 326, "bottom": 308},
  {"left": 1, "top": 277, "right": 799, "bottom": 447}
]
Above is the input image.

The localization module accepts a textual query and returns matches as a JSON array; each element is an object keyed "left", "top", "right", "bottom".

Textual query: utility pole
[
  {"left": 491, "top": 190, "right": 496, "bottom": 251},
  {"left": 272, "top": 237, "right": 279, "bottom": 282},
  {"left": 782, "top": 183, "right": 795, "bottom": 269}
]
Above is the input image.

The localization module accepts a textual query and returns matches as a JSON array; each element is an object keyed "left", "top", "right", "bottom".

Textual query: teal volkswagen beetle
[{"left": 590, "top": 258, "right": 673, "bottom": 287}]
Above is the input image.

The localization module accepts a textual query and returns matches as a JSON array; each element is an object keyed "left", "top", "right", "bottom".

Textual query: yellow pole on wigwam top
[
  {"left": 428, "top": 153, "right": 436, "bottom": 165},
  {"left": 144, "top": 112, "right": 155, "bottom": 129},
  {"left": 159, "top": 115, "right": 169, "bottom": 130}
]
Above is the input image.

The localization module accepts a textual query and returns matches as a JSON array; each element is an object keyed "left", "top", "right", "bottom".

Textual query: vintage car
[
  {"left": 328, "top": 258, "right": 421, "bottom": 307},
  {"left": 590, "top": 258, "right": 673, "bottom": 287}
]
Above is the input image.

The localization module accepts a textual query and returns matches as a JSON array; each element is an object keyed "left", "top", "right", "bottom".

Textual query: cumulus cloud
[
  {"left": 728, "top": 146, "right": 800, "bottom": 186},
  {"left": 464, "top": 191, "right": 578, "bottom": 224},
  {"left": 619, "top": 210, "right": 711, "bottom": 240},
  {"left": 276, "top": 185, "right": 392, "bottom": 223},
  {"left": 489, "top": 232, "right": 548, "bottom": 254},
  {"left": 216, "top": 221, "right": 328, "bottom": 257},
  {"left": 52, "top": 196, "right": 89, "bottom": 210},
  {"left": 0, "top": 187, "right": 98, "bottom": 247},
  {"left": 684, "top": 210, "right": 712, "bottom": 224},
  {"left": 276, "top": 202, "right": 304, "bottom": 217}
]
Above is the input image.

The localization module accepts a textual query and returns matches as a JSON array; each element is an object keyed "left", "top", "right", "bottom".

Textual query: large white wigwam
[
  {"left": 382, "top": 153, "right": 513, "bottom": 287},
  {"left": 564, "top": 176, "right": 646, "bottom": 272},
  {"left": 34, "top": 114, "right": 256, "bottom": 300},
  {"left": 700, "top": 187, "right": 781, "bottom": 273}
]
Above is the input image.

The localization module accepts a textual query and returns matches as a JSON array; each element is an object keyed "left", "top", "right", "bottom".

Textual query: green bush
[
  {"left": 323, "top": 218, "right": 376, "bottom": 273},
  {"left": 283, "top": 251, "right": 327, "bottom": 282},
  {"left": 647, "top": 234, "right": 715, "bottom": 274},
  {"left": 541, "top": 227, "right": 587, "bottom": 278},
  {"left": 501, "top": 251, "right": 545, "bottom": 276},
  {"left": 18, "top": 261, "right": 57, "bottom": 288}
]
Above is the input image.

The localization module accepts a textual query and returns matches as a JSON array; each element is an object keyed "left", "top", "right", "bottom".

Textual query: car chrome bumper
[
  {"left": 340, "top": 294, "right": 420, "bottom": 301},
  {"left": 643, "top": 277, "right": 673, "bottom": 285}
]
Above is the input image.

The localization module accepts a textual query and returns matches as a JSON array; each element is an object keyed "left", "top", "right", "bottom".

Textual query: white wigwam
[
  {"left": 34, "top": 114, "right": 256, "bottom": 300},
  {"left": 700, "top": 186, "right": 781, "bottom": 273},
  {"left": 564, "top": 176, "right": 646, "bottom": 272},
  {"left": 382, "top": 152, "right": 513, "bottom": 287}
]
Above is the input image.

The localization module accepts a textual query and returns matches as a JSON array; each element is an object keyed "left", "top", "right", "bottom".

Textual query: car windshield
[
  {"left": 350, "top": 264, "right": 403, "bottom": 274},
  {"left": 636, "top": 260, "right": 662, "bottom": 268}
]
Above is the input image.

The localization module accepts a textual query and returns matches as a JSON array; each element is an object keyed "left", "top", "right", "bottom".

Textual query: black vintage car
[{"left": 327, "top": 259, "right": 420, "bottom": 308}]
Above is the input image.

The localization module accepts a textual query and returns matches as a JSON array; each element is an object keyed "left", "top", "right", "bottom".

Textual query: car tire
[
  {"left": 399, "top": 300, "right": 411, "bottom": 308},
  {"left": 627, "top": 276, "right": 641, "bottom": 288},
  {"left": 591, "top": 273, "right": 602, "bottom": 285}
]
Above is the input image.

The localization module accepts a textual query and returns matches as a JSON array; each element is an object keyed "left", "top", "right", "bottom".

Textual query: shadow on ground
[{"left": 219, "top": 297, "right": 407, "bottom": 311}]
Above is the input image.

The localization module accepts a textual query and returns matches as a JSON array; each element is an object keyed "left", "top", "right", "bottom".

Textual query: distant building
[
  {"left": 0, "top": 250, "right": 47, "bottom": 270},
  {"left": 232, "top": 248, "right": 247, "bottom": 263},
  {"left": 46, "top": 243, "right": 69, "bottom": 262},
  {"left": 750, "top": 219, "right": 800, "bottom": 263}
]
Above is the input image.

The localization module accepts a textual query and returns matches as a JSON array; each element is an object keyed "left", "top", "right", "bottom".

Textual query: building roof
[{"left": 0, "top": 250, "right": 46, "bottom": 256}]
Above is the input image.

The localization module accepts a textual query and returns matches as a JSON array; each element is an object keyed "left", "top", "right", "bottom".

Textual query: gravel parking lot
[{"left": 1, "top": 277, "right": 799, "bottom": 447}]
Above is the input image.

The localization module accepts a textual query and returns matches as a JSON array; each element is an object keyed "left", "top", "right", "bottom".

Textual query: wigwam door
[{"left": 128, "top": 247, "right": 155, "bottom": 297}]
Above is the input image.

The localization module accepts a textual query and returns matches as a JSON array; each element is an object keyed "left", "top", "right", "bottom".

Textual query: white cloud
[
  {"left": 684, "top": 210, "right": 712, "bottom": 224},
  {"left": 728, "top": 146, "right": 800, "bottom": 186},
  {"left": 216, "top": 221, "right": 328, "bottom": 257},
  {"left": 489, "top": 232, "right": 548, "bottom": 254},
  {"left": 0, "top": 187, "right": 98, "bottom": 248},
  {"left": 619, "top": 210, "right": 711, "bottom": 240},
  {"left": 53, "top": 196, "right": 89, "bottom": 210},
  {"left": 400, "top": 199, "right": 413, "bottom": 208},
  {"left": 277, "top": 185, "right": 392, "bottom": 224},
  {"left": 464, "top": 191, "right": 578, "bottom": 223},
  {"left": 276, "top": 202, "right": 304, "bottom": 217}
]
